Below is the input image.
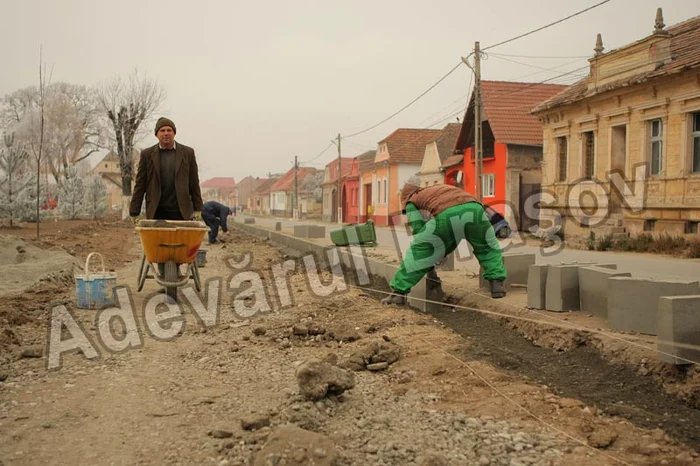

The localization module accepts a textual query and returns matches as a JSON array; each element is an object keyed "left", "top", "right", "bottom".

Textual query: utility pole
[
  {"left": 474, "top": 41, "right": 483, "bottom": 202},
  {"left": 293, "top": 155, "right": 298, "bottom": 219},
  {"left": 336, "top": 133, "right": 342, "bottom": 224}
]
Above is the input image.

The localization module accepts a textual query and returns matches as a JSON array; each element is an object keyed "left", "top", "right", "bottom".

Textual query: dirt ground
[{"left": 1, "top": 223, "right": 699, "bottom": 465}]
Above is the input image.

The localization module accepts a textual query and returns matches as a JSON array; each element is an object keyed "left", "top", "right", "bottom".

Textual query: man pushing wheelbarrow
[{"left": 129, "top": 117, "right": 208, "bottom": 301}]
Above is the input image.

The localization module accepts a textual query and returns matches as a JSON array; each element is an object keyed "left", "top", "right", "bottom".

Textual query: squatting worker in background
[
  {"left": 201, "top": 200, "right": 233, "bottom": 244},
  {"left": 381, "top": 183, "right": 507, "bottom": 305},
  {"left": 129, "top": 117, "right": 204, "bottom": 223}
]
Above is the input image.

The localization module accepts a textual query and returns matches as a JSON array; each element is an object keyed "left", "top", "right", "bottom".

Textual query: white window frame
[
  {"left": 649, "top": 118, "right": 663, "bottom": 176},
  {"left": 691, "top": 112, "right": 700, "bottom": 174},
  {"left": 482, "top": 173, "right": 495, "bottom": 198}
]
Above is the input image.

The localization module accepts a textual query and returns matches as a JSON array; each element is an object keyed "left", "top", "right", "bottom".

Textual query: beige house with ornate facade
[{"left": 532, "top": 10, "right": 700, "bottom": 238}]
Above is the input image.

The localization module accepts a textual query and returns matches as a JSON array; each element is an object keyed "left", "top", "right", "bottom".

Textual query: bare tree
[
  {"left": 1, "top": 82, "right": 104, "bottom": 187},
  {"left": 0, "top": 133, "right": 31, "bottom": 226},
  {"left": 96, "top": 69, "right": 166, "bottom": 218},
  {"left": 23, "top": 48, "right": 52, "bottom": 239}
]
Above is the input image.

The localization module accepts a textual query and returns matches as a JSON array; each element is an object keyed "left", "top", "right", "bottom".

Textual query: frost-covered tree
[
  {"left": 0, "top": 133, "right": 30, "bottom": 226},
  {"left": 96, "top": 69, "right": 165, "bottom": 218},
  {"left": 58, "top": 164, "right": 84, "bottom": 219},
  {"left": 16, "top": 178, "right": 50, "bottom": 222},
  {"left": 84, "top": 175, "right": 108, "bottom": 220}
]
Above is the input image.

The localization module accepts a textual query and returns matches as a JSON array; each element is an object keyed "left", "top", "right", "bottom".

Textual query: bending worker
[
  {"left": 381, "top": 183, "right": 507, "bottom": 305},
  {"left": 202, "top": 200, "right": 233, "bottom": 244}
]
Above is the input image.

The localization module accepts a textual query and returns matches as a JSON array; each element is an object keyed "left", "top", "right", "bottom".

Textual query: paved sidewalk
[{"left": 232, "top": 215, "right": 700, "bottom": 281}]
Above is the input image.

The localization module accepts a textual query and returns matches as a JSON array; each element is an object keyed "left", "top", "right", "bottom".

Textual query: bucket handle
[{"left": 84, "top": 252, "right": 106, "bottom": 280}]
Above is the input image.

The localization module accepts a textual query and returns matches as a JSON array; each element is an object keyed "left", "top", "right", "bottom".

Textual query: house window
[
  {"left": 383, "top": 178, "right": 387, "bottom": 204},
  {"left": 583, "top": 131, "right": 594, "bottom": 180},
  {"left": 556, "top": 136, "right": 567, "bottom": 182},
  {"left": 376, "top": 180, "right": 380, "bottom": 204},
  {"left": 686, "top": 221, "right": 698, "bottom": 235},
  {"left": 482, "top": 174, "right": 495, "bottom": 198},
  {"left": 692, "top": 112, "right": 700, "bottom": 174},
  {"left": 644, "top": 219, "right": 656, "bottom": 232},
  {"left": 650, "top": 119, "right": 663, "bottom": 175}
]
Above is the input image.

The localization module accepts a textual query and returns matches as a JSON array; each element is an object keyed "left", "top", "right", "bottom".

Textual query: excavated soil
[{"left": 0, "top": 225, "right": 699, "bottom": 465}]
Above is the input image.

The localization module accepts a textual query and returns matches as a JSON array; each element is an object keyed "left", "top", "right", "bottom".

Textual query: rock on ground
[
  {"left": 252, "top": 424, "right": 337, "bottom": 466},
  {"left": 295, "top": 359, "right": 355, "bottom": 401}
]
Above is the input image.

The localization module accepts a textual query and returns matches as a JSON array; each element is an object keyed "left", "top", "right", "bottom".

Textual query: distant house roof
[
  {"left": 269, "top": 167, "right": 317, "bottom": 192},
  {"left": 440, "top": 154, "right": 464, "bottom": 169},
  {"left": 455, "top": 81, "right": 567, "bottom": 151},
  {"left": 379, "top": 128, "right": 442, "bottom": 164},
  {"left": 253, "top": 178, "right": 278, "bottom": 195},
  {"left": 532, "top": 14, "right": 700, "bottom": 113},
  {"left": 431, "top": 123, "right": 462, "bottom": 163},
  {"left": 201, "top": 177, "right": 236, "bottom": 189},
  {"left": 357, "top": 150, "right": 377, "bottom": 171},
  {"left": 323, "top": 157, "right": 354, "bottom": 185}
]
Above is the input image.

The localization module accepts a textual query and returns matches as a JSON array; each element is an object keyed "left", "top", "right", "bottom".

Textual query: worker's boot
[
  {"left": 489, "top": 280, "right": 506, "bottom": 299},
  {"left": 381, "top": 292, "right": 407, "bottom": 305}
]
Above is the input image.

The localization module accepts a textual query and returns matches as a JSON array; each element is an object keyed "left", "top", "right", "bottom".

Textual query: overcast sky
[{"left": 1, "top": 0, "right": 699, "bottom": 182}]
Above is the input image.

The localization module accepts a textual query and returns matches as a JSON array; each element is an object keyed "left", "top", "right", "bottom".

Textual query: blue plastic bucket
[
  {"left": 75, "top": 252, "right": 117, "bottom": 310},
  {"left": 196, "top": 248, "right": 207, "bottom": 267}
]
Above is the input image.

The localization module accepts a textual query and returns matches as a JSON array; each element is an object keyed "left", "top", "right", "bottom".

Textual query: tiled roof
[
  {"left": 440, "top": 154, "right": 464, "bottom": 169},
  {"left": 455, "top": 81, "right": 567, "bottom": 150},
  {"left": 269, "top": 167, "right": 317, "bottom": 192},
  {"left": 357, "top": 150, "right": 377, "bottom": 171},
  {"left": 253, "top": 178, "right": 278, "bottom": 195},
  {"left": 432, "top": 123, "right": 462, "bottom": 163},
  {"left": 379, "top": 128, "right": 442, "bottom": 163},
  {"left": 533, "top": 14, "right": 700, "bottom": 113},
  {"left": 201, "top": 177, "right": 236, "bottom": 189},
  {"left": 323, "top": 157, "right": 354, "bottom": 183}
]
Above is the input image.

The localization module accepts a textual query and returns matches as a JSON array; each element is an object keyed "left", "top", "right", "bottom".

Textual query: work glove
[
  {"left": 192, "top": 211, "right": 202, "bottom": 221},
  {"left": 130, "top": 215, "right": 141, "bottom": 225}
]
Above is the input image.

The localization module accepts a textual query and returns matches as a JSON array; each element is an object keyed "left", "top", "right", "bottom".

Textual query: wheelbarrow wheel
[{"left": 164, "top": 260, "right": 178, "bottom": 302}]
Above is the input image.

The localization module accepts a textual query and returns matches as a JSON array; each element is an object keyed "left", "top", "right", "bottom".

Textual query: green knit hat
[{"left": 154, "top": 117, "right": 176, "bottom": 135}]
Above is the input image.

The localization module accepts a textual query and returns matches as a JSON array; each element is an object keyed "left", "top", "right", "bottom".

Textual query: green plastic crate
[{"left": 330, "top": 220, "right": 377, "bottom": 246}]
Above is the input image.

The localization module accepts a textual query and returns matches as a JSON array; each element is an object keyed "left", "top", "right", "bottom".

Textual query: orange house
[
  {"left": 446, "top": 81, "right": 567, "bottom": 231},
  {"left": 366, "top": 128, "right": 442, "bottom": 226},
  {"left": 343, "top": 150, "right": 376, "bottom": 223}
]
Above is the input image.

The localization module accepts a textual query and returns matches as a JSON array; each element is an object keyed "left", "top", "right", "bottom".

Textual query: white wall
[
  {"left": 397, "top": 164, "right": 422, "bottom": 194},
  {"left": 271, "top": 191, "right": 287, "bottom": 211}
]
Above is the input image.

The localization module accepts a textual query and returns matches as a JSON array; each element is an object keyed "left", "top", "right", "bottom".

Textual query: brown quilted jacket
[{"left": 400, "top": 184, "right": 479, "bottom": 218}]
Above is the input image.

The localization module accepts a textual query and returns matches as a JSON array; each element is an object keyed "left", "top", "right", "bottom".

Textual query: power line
[
  {"left": 343, "top": 61, "right": 463, "bottom": 139},
  {"left": 481, "top": 0, "right": 613, "bottom": 51},
  {"left": 489, "top": 52, "right": 590, "bottom": 59},
  {"left": 300, "top": 141, "right": 334, "bottom": 164},
  {"left": 487, "top": 54, "right": 587, "bottom": 75}
]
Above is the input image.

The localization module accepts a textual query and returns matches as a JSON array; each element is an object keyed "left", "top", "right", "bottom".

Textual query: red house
[
  {"left": 342, "top": 150, "right": 376, "bottom": 224},
  {"left": 444, "top": 81, "right": 567, "bottom": 231}
]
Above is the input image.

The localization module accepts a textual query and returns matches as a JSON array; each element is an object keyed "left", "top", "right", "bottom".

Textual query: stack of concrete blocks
[
  {"left": 527, "top": 264, "right": 549, "bottom": 310},
  {"left": 244, "top": 217, "right": 255, "bottom": 224},
  {"left": 293, "top": 225, "right": 325, "bottom": 239},
  {"left": 608, "top": 277, "right": 700, "bottom": 335},
  {"left": 478, "top": 253, "right": 536, "bottom": 290},
  {"left": 578, "top": 266, "right": 631, "bottom": 318},
  {"left": 657, "top": 295, "right": 700, "bottom": 365},
  {"left": 543, "top": 262, "right": 617, "bottom": 312}
]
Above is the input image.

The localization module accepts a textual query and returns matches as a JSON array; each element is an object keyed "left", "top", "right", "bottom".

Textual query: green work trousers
[{"left": 389, "top": 202, "right": 507, "bottom": 294}]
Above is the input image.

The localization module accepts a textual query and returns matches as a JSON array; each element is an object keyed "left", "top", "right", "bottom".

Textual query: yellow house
[
  {"left": 532, "top": 10, "right": 700, "bottom": 238},
  {"left": 417, "top": 123, "right": 461, "bottom": 187},
  {"left": 90, "top": 150, "right": 133, "bottom": 210}
]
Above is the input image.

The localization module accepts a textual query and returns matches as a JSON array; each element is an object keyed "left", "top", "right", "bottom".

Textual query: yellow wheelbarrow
[{"left": 135, "top": 220, "right": 209, "bottom": 301}]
